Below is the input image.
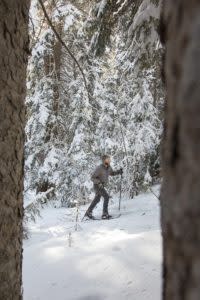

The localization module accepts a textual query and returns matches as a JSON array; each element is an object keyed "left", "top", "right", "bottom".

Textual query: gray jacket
[{"left": 91, "top": 164, "right": 121, "bottom": 185}]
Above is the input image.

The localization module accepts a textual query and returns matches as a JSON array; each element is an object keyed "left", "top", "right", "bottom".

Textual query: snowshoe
[
  {"left": 102, "top": 213, "right": 112, "bottom": 220},
  {"left": 84, "top": 211, "right": 95, "bottom": 220},
  {"left": 82, "top": 213, "right": 121, "bottom": 222}
]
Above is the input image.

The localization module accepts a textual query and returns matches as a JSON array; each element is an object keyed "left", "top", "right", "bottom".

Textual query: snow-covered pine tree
[{"left": 25, "top": 0, "right": 163, "bottom": 217}]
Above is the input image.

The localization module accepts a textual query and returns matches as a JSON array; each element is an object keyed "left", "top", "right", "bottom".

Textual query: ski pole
[{"left": 118, "top": 173, "right": 123, "bottom": 211}]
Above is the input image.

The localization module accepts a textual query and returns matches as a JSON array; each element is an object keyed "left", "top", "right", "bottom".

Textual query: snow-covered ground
[{"left": 23, "top": 186, "right": 162, "bottom": 300}]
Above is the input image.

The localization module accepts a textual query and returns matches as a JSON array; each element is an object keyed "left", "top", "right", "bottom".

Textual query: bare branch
[{"left": 30, "top": 16, "right": 45, "bottom": 51}]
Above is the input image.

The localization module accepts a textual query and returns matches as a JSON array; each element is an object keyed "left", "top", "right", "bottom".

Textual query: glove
[
  {"left": 97, "top": 182, "right": 104, "bottom": 189},
  {"left": 119, "top": 168, "right": 123, "bottom": 175}
]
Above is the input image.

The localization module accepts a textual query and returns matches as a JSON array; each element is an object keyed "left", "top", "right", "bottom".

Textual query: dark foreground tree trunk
[
  {"left": 160, "top": 1, "right": 200, "bottom": 299},
  {"left": 0, "top": 1, "right": 30, "bottom": 299}
]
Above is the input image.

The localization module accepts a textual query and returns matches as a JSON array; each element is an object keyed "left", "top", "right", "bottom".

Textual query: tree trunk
[
  {"left": 0, "top": 1, "right": 30, "bottom": 299},
  {"left": 160, "top": 1, "right": 200, "bottom": 299}
]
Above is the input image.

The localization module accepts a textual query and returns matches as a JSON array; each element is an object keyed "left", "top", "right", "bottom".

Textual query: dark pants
[{"left": 87, "top": 184, "right": 109, "bottom": 214}]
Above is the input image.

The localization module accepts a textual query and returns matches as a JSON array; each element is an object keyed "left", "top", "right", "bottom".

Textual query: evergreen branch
[{"left": 38, "top": 0, "right": 90, "bottom": 99}]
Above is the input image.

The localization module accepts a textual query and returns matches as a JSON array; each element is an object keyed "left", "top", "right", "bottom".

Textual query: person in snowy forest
[{"left": 85, "top": 155, "right": 123, "bottom": 219}]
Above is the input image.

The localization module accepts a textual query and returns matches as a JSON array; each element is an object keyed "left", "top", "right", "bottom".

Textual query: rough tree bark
[
  {"left": 0, "top": 1, "right": 30, "bottom": 299},
  {"left": 160, "top": 1, "right": 200, "bottom": 299}
]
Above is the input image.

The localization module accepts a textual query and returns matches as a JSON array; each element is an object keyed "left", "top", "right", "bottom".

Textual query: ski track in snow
[{"left": 23, "top": 186, "right": 162, "bottom": 300}]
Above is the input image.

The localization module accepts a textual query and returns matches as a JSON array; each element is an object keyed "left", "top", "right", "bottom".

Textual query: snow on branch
[{"left": 38, "top": 0, "right": 90, "bottom": 99}]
